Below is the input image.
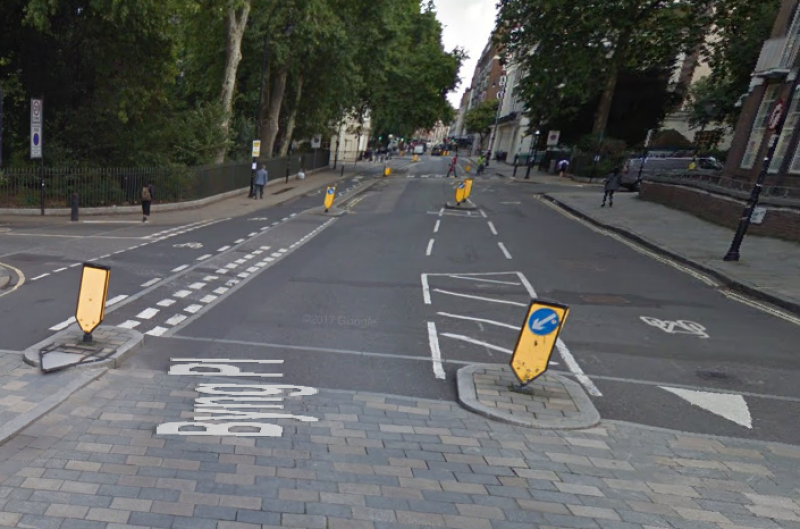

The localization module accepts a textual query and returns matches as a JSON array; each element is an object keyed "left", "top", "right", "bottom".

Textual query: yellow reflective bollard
[
  {"left": 455, "top": 182, "right": 466, "bottom": 205},
  {"left": 510, "top": 300, "right": 570, "bottom": 386},
  {"left": 465, "top": 165, "right": 471, "bottom": 173},
  {"left": 76, "top": 263, "right": 111, "bottom": 343},
  {"left": 464, "top": 178, "right": 474, "bottom": 200},
  {"left": 324, "top": 185, "right": 336, "bottom": 212},
  {"left": 384, "top": 167, "right": 392, "bottom": 176}
]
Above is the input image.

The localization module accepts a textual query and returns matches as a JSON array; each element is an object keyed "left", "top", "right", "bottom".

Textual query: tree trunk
[
  {"left": 260, "top": 66, "right": 289, "bottom": 157},
  {"left": 279, "top": 71, "right": 305, "bottom": 157},
  {"left": 592, "top": 32, "right": 630, "bottom": 137},
  {"left": 215, "top": 1, "right": 251, "bottom": 164}
]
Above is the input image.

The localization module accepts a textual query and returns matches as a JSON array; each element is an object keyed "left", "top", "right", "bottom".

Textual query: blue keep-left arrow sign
[
  {"left": 528, "top": 308, "right": 560, "bottom": 336},
  {"left": 327, "top": 187, "right": 335, "bottom": 195}
]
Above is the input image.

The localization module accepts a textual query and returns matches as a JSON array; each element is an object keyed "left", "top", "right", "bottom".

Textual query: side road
[
  {"left": 545, "top": 191, "right": 800, "bottom": 315},
  {"left": 0, "top": 368, "right": 799, "bottom": 529}
]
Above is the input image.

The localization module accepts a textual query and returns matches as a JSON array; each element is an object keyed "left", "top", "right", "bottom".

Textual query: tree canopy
[{"left": 0, "top": 0, "right": 464, "bottom": 167}]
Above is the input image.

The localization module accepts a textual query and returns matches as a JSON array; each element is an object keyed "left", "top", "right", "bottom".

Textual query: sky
[{"left": 434, "top": 0, "right": 499, "bottom": 108}]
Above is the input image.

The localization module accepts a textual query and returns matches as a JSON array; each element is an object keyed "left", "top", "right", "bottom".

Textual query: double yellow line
[{"left": 0, "top": 262, "right": 25, "bottom": 299}]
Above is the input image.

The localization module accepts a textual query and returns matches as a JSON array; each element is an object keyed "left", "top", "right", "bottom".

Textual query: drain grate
[{"left": 272, "top": 187, "right": 294, "bottom": 195}]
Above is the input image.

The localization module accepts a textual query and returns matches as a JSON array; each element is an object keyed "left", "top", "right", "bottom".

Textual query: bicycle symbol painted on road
[
  {"left": 173, "top": 242, "right": 203, "bottom": 249},
  {"left": 640, "top": 317, "right": 709, "bottom": 338}
]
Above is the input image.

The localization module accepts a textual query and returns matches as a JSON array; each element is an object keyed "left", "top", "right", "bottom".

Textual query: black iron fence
[{"left": 0, "top": 150, "right": 330, "bottom": 209}]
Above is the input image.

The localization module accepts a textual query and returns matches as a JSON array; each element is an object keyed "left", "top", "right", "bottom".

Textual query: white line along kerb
[
  {"left": 156, "top": 359, "right": 319, "bottom": 437},
  {"left": 427, "top": 322, "right": 446, "bottom": 380}
]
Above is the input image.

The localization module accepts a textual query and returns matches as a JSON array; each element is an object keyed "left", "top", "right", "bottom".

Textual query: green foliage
[
  {"left": 650, "top": 129, "right": 694, "bottom": 149},
  {"left": 464, "top": 100, "right": 499, "bottom": 142}
]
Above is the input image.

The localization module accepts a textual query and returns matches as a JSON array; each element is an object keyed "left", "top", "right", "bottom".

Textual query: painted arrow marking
[
  {"left": 530, "top": 314, "right": 557, "bottom": 332},
  {"left": 661, "top": 387, "right": 752, "bottom": 429}
]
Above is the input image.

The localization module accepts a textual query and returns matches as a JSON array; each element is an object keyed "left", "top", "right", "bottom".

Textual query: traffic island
[
  {"left": 457, "top": 364, "right": 600, "bottom": 429},
  {"left": 24, "top": 325, "right": 144, "bottom": 372},
  {"left": 313, "top": 205, "right": 347, "bottom": 217},
  {"left": 444, "top": 200, "right": 478, "bottom": 211}
]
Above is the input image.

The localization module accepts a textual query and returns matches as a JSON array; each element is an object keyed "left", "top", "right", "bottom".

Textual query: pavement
[
  {"left": 0, "top": 154, "right": 799, "bottom": 528},
  {"left": 543, "top": 191, "right": 800, "bottom": 314}
]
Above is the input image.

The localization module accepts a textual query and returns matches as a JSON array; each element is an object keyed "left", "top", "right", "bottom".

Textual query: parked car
[
  {"left": 431, "top": 146, "right": 442, "bottom": 156},
  {"left": 621, "top": 156, "right": 723, "bottom": 191}
]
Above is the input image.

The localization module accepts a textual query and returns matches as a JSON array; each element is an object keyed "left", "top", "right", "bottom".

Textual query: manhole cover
[
  {"left": 273, "top": 187, "right": 294, "bottom": 195},
  {"left": 580, "top": 294, "right": 629, "bottom": 304}
]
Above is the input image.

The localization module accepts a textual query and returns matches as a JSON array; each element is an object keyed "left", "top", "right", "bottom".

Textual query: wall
[{"left": 640, "top": 181, "right": 800, "bottom": 242}]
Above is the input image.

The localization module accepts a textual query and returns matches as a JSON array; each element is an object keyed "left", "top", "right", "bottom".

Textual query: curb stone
[
  {"left": 23, "top": 326, "right": 145, "bottom": 370},
  {"left": 456, "top": 364, "right": 601, "bottom": 430},
  {"left": 544, "top": 194, "right": 800, "bottom": 316},
  {"left": 0, "top": 366, "right": 106, "bottom": 446},
  {"left": 445, "top": 201, "right": 478, "bottom": 211}
]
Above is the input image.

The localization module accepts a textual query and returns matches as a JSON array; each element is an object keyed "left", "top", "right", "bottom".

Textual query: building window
[
  {"left": 741, "top": 84, "right": 780, "bottom": 169},
  {"left": 770, "top": 85, "right": 800, "bottom": 173}
]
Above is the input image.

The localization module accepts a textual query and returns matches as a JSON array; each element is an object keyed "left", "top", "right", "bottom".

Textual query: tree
[
  {"left": 496, "top": 0, "right": 713, "bottom": 137},
  {"left": 464, "top": 100, "right": 499, "bottom": 148},
  {"left": 216, "top": 0, "right": 252, "bottom": 163}
]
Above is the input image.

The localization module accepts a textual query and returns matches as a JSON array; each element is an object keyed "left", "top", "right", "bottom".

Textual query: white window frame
[
  {"left": 770, "top": 85, "right": 800, "bottom": 173},
  {"left": 741, "top": 84, "right": 780, "bottom": 169}
]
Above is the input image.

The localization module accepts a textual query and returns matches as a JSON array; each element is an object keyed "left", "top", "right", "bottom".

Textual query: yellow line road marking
[{"left": 0, "top": 262, "right": 25, "bottom": 299}]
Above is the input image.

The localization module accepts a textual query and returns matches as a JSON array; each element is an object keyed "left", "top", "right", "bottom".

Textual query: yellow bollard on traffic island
[
  {"left": 465, "top": 164, "right": 471, "bottom": 173},
  {"left": 464, "top": 178, "right": 474, "bottom": 201},
  {"left": 75, "top": 263, "right": 111, "bottom": 344},
  {"left": 384, "top": 167, "right": 392, "bottom": 176},
  {"left": 324, "top": 185, "right": 336, "bottom": 212},
  {"left": 455, "top": 182, "right": 466, "bottom": 205},
  {"left": 510, "top": 300, "right": 570, "bottom": 386}
]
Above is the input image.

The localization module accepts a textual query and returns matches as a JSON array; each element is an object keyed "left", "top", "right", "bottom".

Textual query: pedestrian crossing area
[{"left": 405, "top": 174, "right": 506, "bottom": 180}]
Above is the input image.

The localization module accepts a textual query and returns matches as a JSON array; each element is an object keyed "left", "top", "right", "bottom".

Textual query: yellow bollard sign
[
  {"left": 324, "top": 186, "right": 336, "bottom": 212},
  {"left": 75, "top": 263, "right": 111, "bottom": 338},
  {"left": 510, "top": 300, "right": 570, "bottom": 385},
  {"left": 464, "top": 178, "right": 473, "bottom": 200},
  {"left": 455, "top": 182, "right": 467, "bottom": 204},
  {"left": 384, "top": 167, "right": 392, "bottom": 176},
  {"left": 465, "top": 165, "right": 471, "bottom": 172}
]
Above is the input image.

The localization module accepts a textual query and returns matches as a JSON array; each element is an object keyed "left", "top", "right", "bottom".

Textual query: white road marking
[
  {"left": 498, "top": 242, "right": 513, "bottom": 259},
  {"left": 261, "top": 246, "right": 271, "bottom": 250},
  {"left": 106, "top": 295, "right": 128, "bottom": 306},
  {"left": 426, "top": 239, "right": 435, "bottom": 256},
  {"left": 421, "top": 274, "right": 431, "bottom": 304},
  {"left": 189, "top": 283, "right": 206, "bottom": 290},
  {"left": 185, "top": 304, "right": 203, "bottom": 314},
  {"left": 661, "top": 387, "right": 752, "bottom": 428},
  {"left": 427, "top": 322, "right": 446, "bottom": 380},
  {"left": 118, "top": 320, "right": 141, "bottom": 329},
  {"left": 238, "top": 273, "right": 250, "bottom": 278},
  {"left": 200, "top": 295, "right": 217, "bottom": 303},
  {"left": 157, "top": 299, "right": 176, "bottom": 307},
  {"left": 640, "top": 317, "right": 709, "bottom": 338},
  {"left": 49, "top": 317, "right": 76, "bottom": 331},
  {"left": 439, "top": 207, "right": 444, "bottom": 217},
  {"left": 213, "top": 287, "right": 229, "bottom": 295},
  {"left": 448, "top": 275, "right": 521, "bottom": 286},
  {"left": 226, "top": 263, "right": 239, "bottom": 269},
  {"left": 136, "top": 308, "right": 159, "bottom": 320},
  {"left": 171, "top": 265, "right": 189, "bottom": 272},
  {"left": 556, "top": 339, "right": 602, "bottom": 397},
  {"left": 270, "top": 253, "right": 282, "bottom": 258},
  {"left": 166, "top": 315, "right": 187, "bottom": 326},
  {"left": 248, "top": 232, "right": 258, "bottom": 237},
  {"left": 141, "top": 278, "right": 161, "bottom": 288},
  {"left": 218, "top": 246, "right": 231, "bottom": 252},
  {"left": 99, "top": 254, "right": 111, "bottom": 259},
  {"left": 146, "top": 327, "right": 168, "bottom": 337},
  {"left": 434, "top": 220, "right": 440, "bottom": 233},
  {"left": 203, "top": 276, "right": 218, "bottom": 282},
  {"left": 244, "top": 254, "right": 255, "bottom": 259},
  {"left": 487, "top": 222, "right": 498, "bottom": 235},
  {"left": 235, "top": 259, "right": 247, "bottom": 264},
  {"left": 196, "top": 254, "right": 212, "bottom": 261},
  {"left": 279, "top": 249, "right": 288, "bottom": 253},
  {"left": 441, "top": 333, "right": 513, "bottom": 354},
  {"left": 433, "top": 289, "right": 527, "bottom": 307},
  {"left": 53, "top": 267, "right": 68, "bottom": 273},
  {"left": 31, "top": 273, "right": 50, "bottom": 281},
  {"left": 69, "top": 263, "right": 81, "bottom": 267},
  {"left": 215, "top": 269, "right": 228, "bottom": 275},
  {"left": 263, "top": 258, "right": 274, "bottom": 263},
  {"left": 479, "top": 210, "right": 488, "bottom": 218},
  {"left": 174, "top": 290, "right": 191, "bottom": 298},
  {"left": 253, "top": 250, "right": 263, "bottom": 255},
  {"left": 437, "top": 312, "right": 518, "bottom": 330},
  {"left": 235, "top": 239, "right": 245, "bottom": 244}
]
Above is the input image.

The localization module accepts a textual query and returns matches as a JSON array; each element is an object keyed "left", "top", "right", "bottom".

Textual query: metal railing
[
  {"left": 645, "top": 171, "right": 800, "bottom": 204},
  {"left": 0, "top": 150, "right": 330, "bottom": 209}
]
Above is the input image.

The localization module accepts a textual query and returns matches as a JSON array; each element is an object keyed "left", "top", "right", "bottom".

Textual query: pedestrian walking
[
  {"left": 477, "top": 155, "right": 486, "bottom": 176},
  {"left": 557, "top": 158, "right": 570, "bottom": 178},
  {"left": 602, "top": 167, "right": 622, "bottom": 208},
  {"left": 254, "top": 164, "right": 268, "bottom": 199},
  {"left": 447, "top": 154, "right": 458, "bottom": 178},
  {"left": 141, "top": 181, "right": 154, "bottom": 222}
]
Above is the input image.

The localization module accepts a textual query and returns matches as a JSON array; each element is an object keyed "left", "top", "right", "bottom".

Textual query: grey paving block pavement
[{"left": 0, "top": 369, "right": 798, "bottom": 529}]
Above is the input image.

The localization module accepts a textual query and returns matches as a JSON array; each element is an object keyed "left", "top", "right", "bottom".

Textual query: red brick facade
[{"left": 640, "top": 181, "right": 800, "bottom": 242}]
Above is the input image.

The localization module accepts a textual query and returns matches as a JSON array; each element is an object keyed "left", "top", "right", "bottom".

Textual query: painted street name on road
[
  {"left": 156, "top": 358, "right": 319, "bottom": 437},
  {"left": 173, "top": 242, "right": 203, "bottom": 249},
  {"left": 641, "top": 316, "right": 709, "bottom": 338}
]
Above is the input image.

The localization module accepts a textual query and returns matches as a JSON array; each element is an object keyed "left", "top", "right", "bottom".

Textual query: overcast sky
[{"left": 434, "top": 0, "right": 499, "bottom": 108}]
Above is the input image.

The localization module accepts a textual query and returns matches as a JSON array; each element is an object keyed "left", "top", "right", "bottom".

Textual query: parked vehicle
[
  {"left": 431, "top": 146, "right": 442, "bottom": 156},
  {"left": 621, "top": 156, "right": 723, "bottom": 191}
]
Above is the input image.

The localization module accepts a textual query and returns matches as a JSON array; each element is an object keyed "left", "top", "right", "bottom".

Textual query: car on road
[
  {"left": 621, "top": 156, "right": 723, "bottom": 191},
  {"left": 431, "top": 146, "right": 442, "bottom": 156}
]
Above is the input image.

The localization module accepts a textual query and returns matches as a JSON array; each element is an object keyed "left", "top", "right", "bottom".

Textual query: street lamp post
[
  {"left": 525, "top": 129, "right": 540, "bottom": 179},
  {"left": 723, "top": 71, "right": 800, "bottom": 262},
  {"left": 486, "top": 87, "right": 505, "bottom": 168}
]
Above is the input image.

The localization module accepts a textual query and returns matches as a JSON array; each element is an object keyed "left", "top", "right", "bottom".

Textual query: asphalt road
[{"left": 4, "top": 154, "right": 800, "bottom": 444}]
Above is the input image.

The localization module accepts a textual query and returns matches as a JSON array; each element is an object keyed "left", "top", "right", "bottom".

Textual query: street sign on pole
[
  {"left": 510, "top": 300, "right": 570, "bottom": 385},
  {"left": 547, "top": 130, "right": 560, "bottom": 147},
  {"left": 311, "top": 134, "right": 322, "bottom": 149},
  {"left": 31, "top": 99, "right": 43, "bottom": 159},
  {"left": 252, "top": 140, "right": 261, "bottom": 158}
]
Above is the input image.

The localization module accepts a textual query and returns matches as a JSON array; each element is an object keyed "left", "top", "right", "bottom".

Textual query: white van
[{"left": 413, "top": 144, "right": 425, "bottom": 155}]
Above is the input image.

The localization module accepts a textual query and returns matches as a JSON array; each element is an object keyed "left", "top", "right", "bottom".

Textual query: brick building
[{"left": 726, "top": 0, "right": 800, "bottom": 184}]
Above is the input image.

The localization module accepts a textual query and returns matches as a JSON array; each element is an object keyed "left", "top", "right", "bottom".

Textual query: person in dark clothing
[
  {"left": 602, "top": 168, "right": 622, "bottom": 208},
  {"left": 142, "top": 181, "right": 154, "bottom": 221}
]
